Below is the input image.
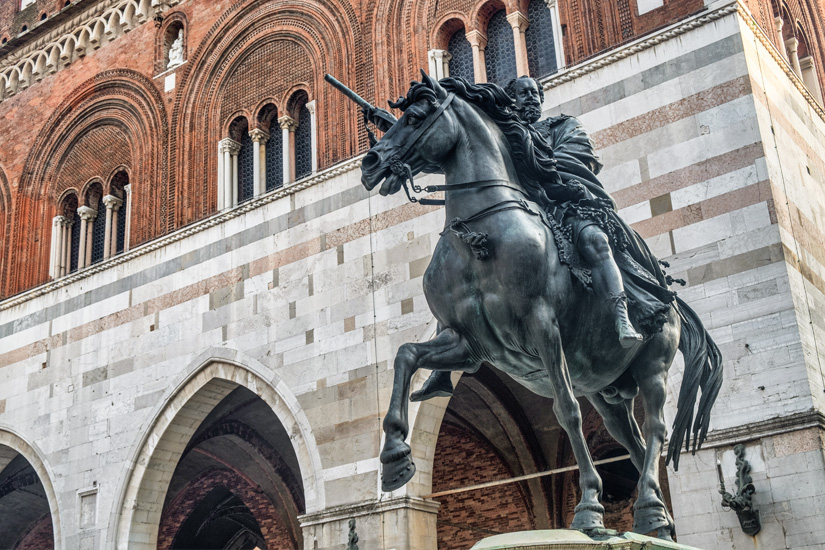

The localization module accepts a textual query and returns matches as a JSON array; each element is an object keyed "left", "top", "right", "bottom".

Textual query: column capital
[
  {"left": 428, "top": 49, "right": 452, "bottom": 63},
  {"left": 305, "top": 100, "right": 317, "bottom": 116},
  {"left": 544, "top": 0, "right": 557, "bottom": 8},
  {"left": 249, "top": 128, "right": 270, "bottom": 144},
  {"left": 506, "top": 11, "right": 529, "bottom": 32},
  {"left": 77, "top": 206, "right": 98, "bottom": 221},
  {"left": 123, "top": 184, "right": 131, "bottom": 195},
  {"left": 54, "top": 215, "right": 67, "bottom": 225},
  {"left": 103, "top": 194, "right": 124, "bottom": 211},
  {"left": 278, "top": 115, "right": 298, "bottom": 131},
  {"left": 466, "top": 30, "right": 487, "bottom": 50},
  {"left": 785, "top": 36, "right": 799, "bottom": 54},
  {"left": 219, "top": 137, "right": 241, "bottom": 155}
]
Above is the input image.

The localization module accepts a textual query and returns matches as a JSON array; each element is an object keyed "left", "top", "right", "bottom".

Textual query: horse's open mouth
[{"left": 361, "top": 162, "right": 404, "bottom": 196}]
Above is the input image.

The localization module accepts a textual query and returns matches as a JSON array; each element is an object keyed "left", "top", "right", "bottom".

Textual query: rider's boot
[
  {"left": 410, "top": 371, "right": 454, "bottom": 401},
  {"left": 607, "top": 292, "right": 643, "bottom": 348}
]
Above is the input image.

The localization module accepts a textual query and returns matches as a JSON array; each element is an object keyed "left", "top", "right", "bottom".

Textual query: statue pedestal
[{"left": 471, "top": 531, "right": 702, "bottom": 550}]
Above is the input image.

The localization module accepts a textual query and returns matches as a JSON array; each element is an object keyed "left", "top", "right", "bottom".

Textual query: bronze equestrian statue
[{"left": 338, "top": 72, "right": 723, "bottom": 540}]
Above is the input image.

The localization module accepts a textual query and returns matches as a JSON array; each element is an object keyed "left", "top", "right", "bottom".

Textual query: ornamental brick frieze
[{"left": 0, "top": 0, "right": 182, "bottom": 102}]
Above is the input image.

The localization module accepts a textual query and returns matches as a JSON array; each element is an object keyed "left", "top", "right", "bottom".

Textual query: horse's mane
[{"left": 390, "top": 77, "right": 563, "bottom": 208}]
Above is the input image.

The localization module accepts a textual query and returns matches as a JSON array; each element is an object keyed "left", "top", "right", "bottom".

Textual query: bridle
[{"left": 386, "top": 91, "right": 524, "bottom": 206}]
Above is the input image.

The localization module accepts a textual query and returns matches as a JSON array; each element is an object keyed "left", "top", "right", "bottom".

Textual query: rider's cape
[{"left": 536, "top": 115, "right": 676, "bottom": 336}]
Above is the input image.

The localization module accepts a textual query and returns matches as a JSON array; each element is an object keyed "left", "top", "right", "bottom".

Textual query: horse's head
[{"left": 361, "top": 71, "right": 458, "bottom": 196}]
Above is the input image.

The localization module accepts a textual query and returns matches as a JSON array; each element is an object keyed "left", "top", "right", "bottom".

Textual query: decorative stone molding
[
  {"left": 299, "top": 497, "right": 440, "bottom": 527},
  {"left": 0, "top": 0, "right": 182, "bottom": 102}
]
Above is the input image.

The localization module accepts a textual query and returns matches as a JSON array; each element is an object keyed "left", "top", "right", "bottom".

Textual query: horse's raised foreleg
[
  {"left": 381, "top": 327, "right": 476, "bottom": 492},
  {"left": 530, "top": 307, "right": 605, "bottom": 533},
  {"left": 632, "top": 367, "right": 675, "bottom": 540}
]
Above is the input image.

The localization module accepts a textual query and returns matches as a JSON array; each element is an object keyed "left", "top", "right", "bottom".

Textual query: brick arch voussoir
[
  {"left": 0, "top": 427, "right": 62, "bottom": 550},
  {"left": 0, "top": 165, "right": 11, "bottom": 299},
  {"left": 112, "top": 354, "right": 324, "bottom": 550},
  {"left": 431, "top": 13, "right": 471, "bottom": 51},
  {"left": 171, "top": 0, "right": 359, "bottom": 229},
  {"left": 9, "top": 70, "right": 166, "bottom": 296},
  {"left": 472, "top": 0, "right": 509, "bottom": 32}
]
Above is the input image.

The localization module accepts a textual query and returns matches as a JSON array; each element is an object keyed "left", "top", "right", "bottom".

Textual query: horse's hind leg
[
  {"left": 585, "top": 392, "right": 646, "bottom": 472},
  {"left": 530, "top": 307, "right": 605, "bottom": 533},
  {"left": 631, "top": 358, "right": 676, "bottom": 540},
  {"left": 381, "top": 327, "right": 476, "bottom": 491}
]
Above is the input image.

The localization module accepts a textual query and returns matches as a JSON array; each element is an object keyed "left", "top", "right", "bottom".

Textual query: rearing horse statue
[{"left": 357, "top": 72, "right": 722, "bottom": 540}]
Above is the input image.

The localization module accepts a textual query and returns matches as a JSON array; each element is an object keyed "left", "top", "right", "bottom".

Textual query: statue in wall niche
[
  {"left": 329, "top": 72, "right": 723, "bottom": 541},
  {"left": 167, "top": 29, "right": 184, "bottom": 70}
]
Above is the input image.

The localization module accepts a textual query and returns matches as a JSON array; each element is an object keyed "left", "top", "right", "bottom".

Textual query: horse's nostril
[{"left": 362, "top": 150, "right": 380, "bottom": 172}]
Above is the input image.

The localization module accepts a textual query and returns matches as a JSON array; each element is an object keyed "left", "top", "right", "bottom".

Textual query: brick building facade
[{"left": 2, "top": 0, "right": 825, "bottom": 549}]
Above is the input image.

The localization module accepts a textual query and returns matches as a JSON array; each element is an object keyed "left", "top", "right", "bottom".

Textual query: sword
[{"left": 324, "top": 74, "right": 397, "bottom": 135}]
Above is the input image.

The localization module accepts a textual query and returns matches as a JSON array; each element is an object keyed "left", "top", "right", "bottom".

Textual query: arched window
[
  {"left": 448, "top": 28, "right": 474, "bottom": 82},
  {"left": 266, "top": 125, "right": 283, "bottom": 192},
  {"left": 236, "top": 119, "right": 254, "bottom": 203},
  {"left": 88, "top": 184, "right": 106, "bottom": 264},
  {"left": 526, "top": 0, "right": 558, "bottom": 79},
  {"left": 484, "top": 9, "right": 517, "bottom": 86},
  {"left": 294, "top": 98, "right": 312, "bottom": 180},
  {"left": 111, "top": 171, "right": 129, "bottom": 255}
]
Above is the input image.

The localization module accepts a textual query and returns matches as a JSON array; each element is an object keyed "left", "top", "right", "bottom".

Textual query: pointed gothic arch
[
  {"left": 111, "top": 349, "right": 324, "bottom": 550},
  {"left": 0, "top": 427, "right": 62, "bottom": 550}
]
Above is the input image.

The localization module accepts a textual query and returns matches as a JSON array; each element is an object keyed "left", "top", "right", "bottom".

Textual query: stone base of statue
[{"left": 471, "top": 530, "right": 702, "bottom": 550}]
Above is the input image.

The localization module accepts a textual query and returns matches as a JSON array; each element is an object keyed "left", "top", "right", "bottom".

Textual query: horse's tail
[{"left": 667, "top": 296, "right": 723, "bottom": 470}]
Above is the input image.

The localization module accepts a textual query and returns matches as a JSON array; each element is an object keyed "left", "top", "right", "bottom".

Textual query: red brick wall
[
  {"left": 157, "top": 468, "right": 297, "bottom": 550},
  {"left": 432, "top": 422, "right": 535, "bottom": 549},
  {"left": 13, "top": 514, "right": 54, "bottom": 550}
]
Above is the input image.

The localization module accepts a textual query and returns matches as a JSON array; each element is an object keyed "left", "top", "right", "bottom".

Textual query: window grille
[
  {"left": 295, "top": 104, "right": 312, "bottom": 180},
  {"left": 238, "top": 131, "right": 255, "bottom": 203},
  {"left": 116, "top": 198, "right": 126, "bottom": 254},
  {"left": 526, "top": 0, "right": 558, "bottom": 79},
  {"left": 448, "top": 29, "right": 474, "bottom": 83},
  {"left": 266, "top": 127, "right": 283, "bottom": 192},
  {"left": 91, "top": 196, "right": 106, "bottom": 264},
  {"left": 485, "top": 10, "right": 517, "bottom": 86},
  {"left": 70, "top": 210, "right": 81, "bottom": 273}
]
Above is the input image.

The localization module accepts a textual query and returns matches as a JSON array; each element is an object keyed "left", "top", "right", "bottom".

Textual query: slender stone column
[
  {"left": 249, "top": 129, "right": 270, "bottom": 196},
  {"left": 77, "top": 206, "right": 96, "bottom": 270},
  {"left": 507, "top": 12, "right": 530, "bottom": 76},
  {"left": 217, "top": 141, "right": 224, "bottom": 210},
  {"left": 103, "top": 195, "right": 123, "bottom": 259},
  {"left": 428, "top": 49, "right": 452, "bottom": 79},
  {"left": 306, "top": 100, "right": 318, "bottom": 174},
  {"left": 544, "top": 0, "right": 566, "bottom": 70},
  {"left": 60, "top": 217, "right": 71, "bottom": 277},
  {"left": 279, "top": 115, "right": 298, "bottom": 183},
  {"left": 466, "top": 30, "right": 488, "bottom": 83},
  {"left": 799, "top": 56, "right": 824, "bottom": 105},
  {"left": 123, "top": 184, "right": 132, "bottom": 252},
  {"left": 774, "top": 17, "right": 788, "bottom": 58},
  {"left": 219, "top": 138, "right": 241, "bottom": 208},
  {"left": 49, "top": 216, "right": 63, "bottom": 278},
  {"left": 785, "top": 37, "right": 802, "bottom": 76}
]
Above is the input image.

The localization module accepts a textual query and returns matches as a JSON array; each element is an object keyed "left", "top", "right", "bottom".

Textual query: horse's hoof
[
  {"left": 580, "top": 527, "right": 618, "bottom": 541},
  {"left": 381, "top": 454, "right": 416, "bottom": 492},
  {"left": 571, "top": 504, "right": 605, "bottom": 532},
  {"left": 633, "top": 506, "right": 672, "bottom": 537}
]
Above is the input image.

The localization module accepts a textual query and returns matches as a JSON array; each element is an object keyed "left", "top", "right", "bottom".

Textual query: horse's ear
[{"left": 420, "top": 69, "right": 448, "bottom": 101}]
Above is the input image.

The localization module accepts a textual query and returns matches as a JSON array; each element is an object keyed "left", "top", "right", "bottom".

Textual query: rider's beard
[{"left": 518, "top": 103, "right": 542, "bottom": 124}]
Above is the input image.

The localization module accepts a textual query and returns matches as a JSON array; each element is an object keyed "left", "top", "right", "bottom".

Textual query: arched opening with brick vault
[
  {"left": 0, "top": 428, "right": 61, "bottom": 550},
  {"left": 412, "top": 364, "right": 673, "bottom": 549},
  {"left": 112, "top": 352, "right": 324, "bottom": 550}
]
